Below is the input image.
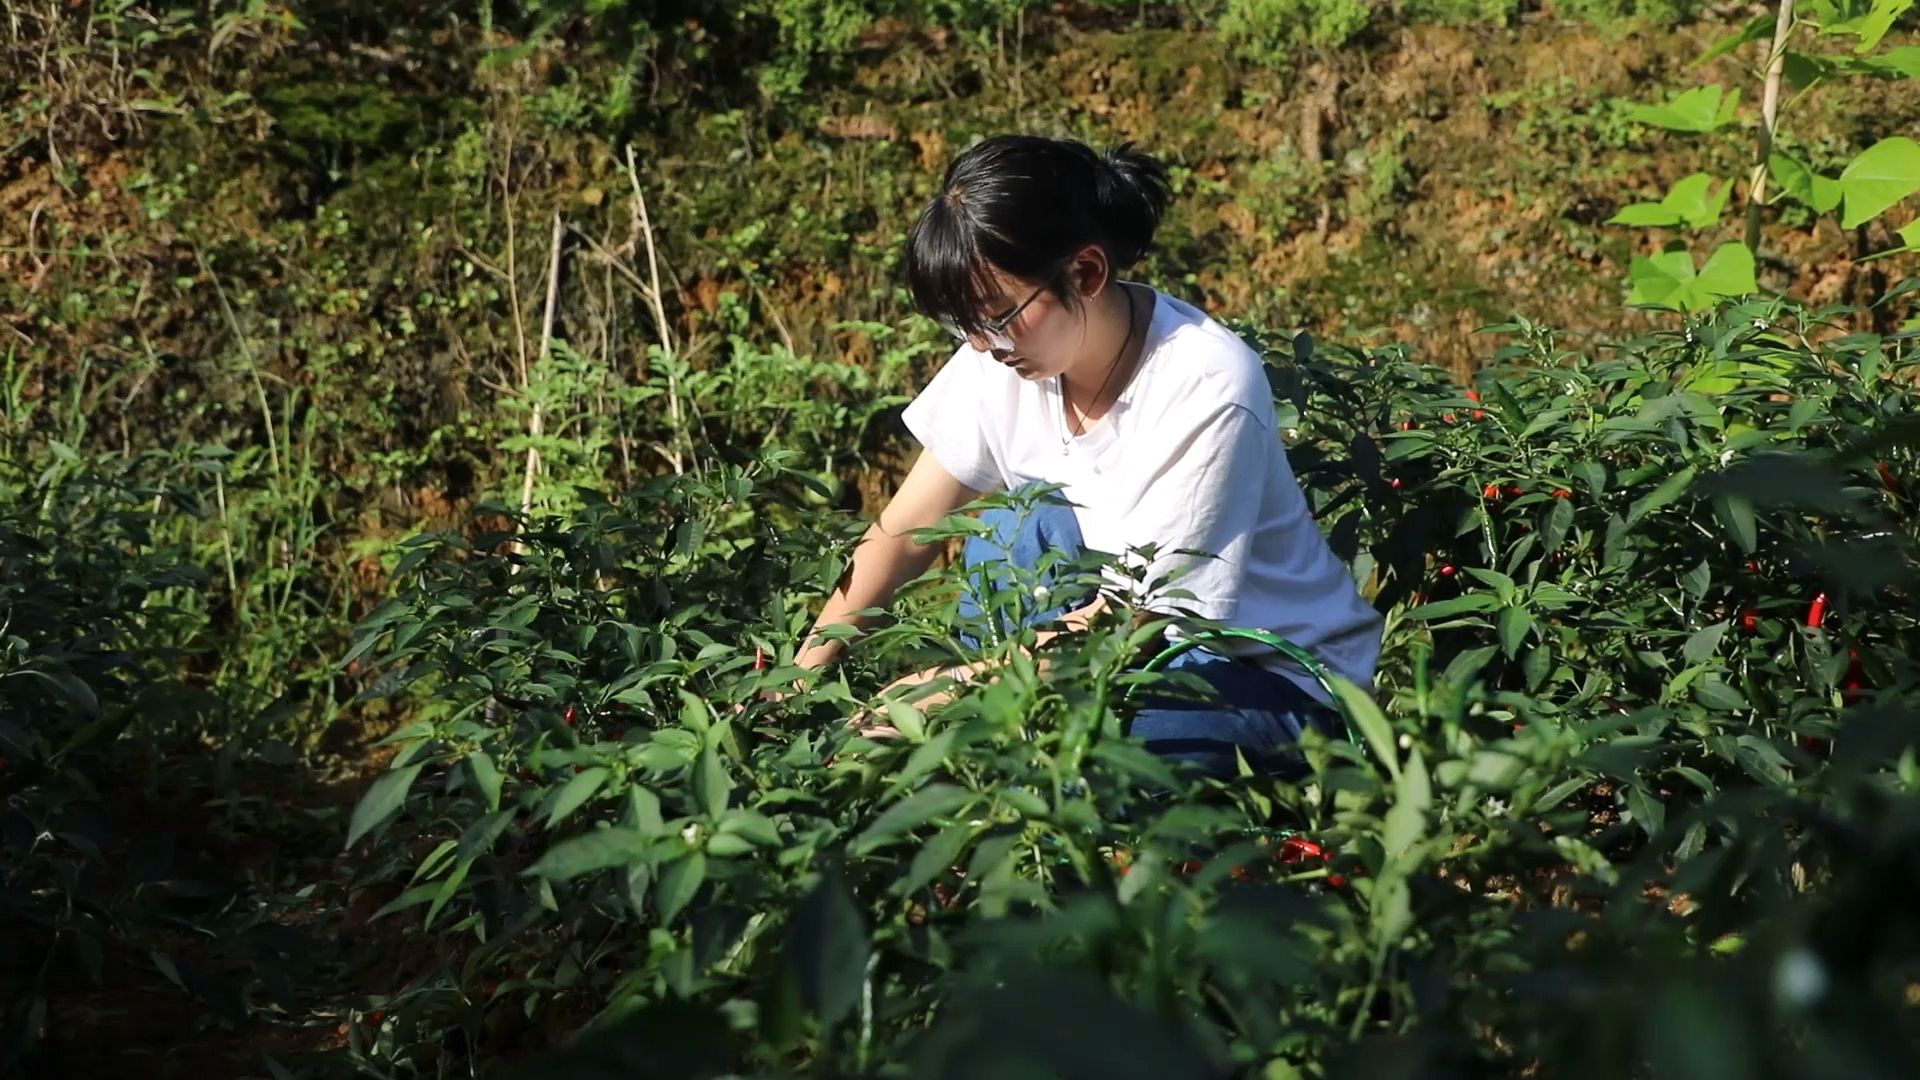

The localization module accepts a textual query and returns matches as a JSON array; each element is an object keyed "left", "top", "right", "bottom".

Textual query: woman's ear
[{"left": 1068, "top": 245, "right": 1111, "bottom": 300}]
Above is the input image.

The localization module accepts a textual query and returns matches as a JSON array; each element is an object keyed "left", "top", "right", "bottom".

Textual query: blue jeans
[{"left": 954, "top": 486, "right": 1339, "bottom": 779}]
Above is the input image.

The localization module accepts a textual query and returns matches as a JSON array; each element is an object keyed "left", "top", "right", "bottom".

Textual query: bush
[
  {"left": 1218, "top": 0, "right": 1382, "bottom": 69},
  {"left": 335, "top": 297, "right": 1920, "bottom": 1074}
]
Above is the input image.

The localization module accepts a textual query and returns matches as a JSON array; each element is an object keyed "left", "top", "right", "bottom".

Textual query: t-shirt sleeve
[
  {"left": 1115, "top": 401, "right": 1271, "bottom": 623},
  {"left": 900, "top": 348, "right": 1002, "bottom": 493}
]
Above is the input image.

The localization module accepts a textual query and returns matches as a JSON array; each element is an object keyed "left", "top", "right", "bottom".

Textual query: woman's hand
[{"left": 844, "top": 662, "right": 975, "bottom": 738}]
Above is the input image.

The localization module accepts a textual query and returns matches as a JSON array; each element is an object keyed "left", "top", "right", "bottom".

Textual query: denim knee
[{"left": 956, "top": 486, "right": 1089, "bottom": 646}]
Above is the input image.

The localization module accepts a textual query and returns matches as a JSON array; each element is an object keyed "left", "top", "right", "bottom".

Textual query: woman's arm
[
  {"left": 853, "top": 593, "right": 1135, "bottom": 734},
  {"left": 794, "top": 451, "right": 984, "bottom": 674}
]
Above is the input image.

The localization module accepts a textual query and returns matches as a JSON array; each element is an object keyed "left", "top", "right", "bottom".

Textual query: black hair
[{"left": 903, "top": 134, "right": 1172, "bottom": 337}]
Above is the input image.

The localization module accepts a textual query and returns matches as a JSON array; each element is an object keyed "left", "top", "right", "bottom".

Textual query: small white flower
[
  {"left": 1484, "top": 797, "right": 1509, "bottom": 816},
  {"left": 1720, "top": 449, "right": 1736, "bottom": 467},
  {"left": 1032, "top": 585, "right": 1051, "bottom": 603},
  {"left": 1753, "top": 318, "right": 1768, "bottom": 330},
  {"left": 1564, "top": 380, "right": 1579, "bottom": 396},
  {"left": 1286, "top": 427, "right": 1301, "bottom": 442},
  {"left": 1773, "top": 948, "right": 1827, "bottom": 1008},
  {"left": 681, "top": 823, "right": 701, "bottom": 845},
  {"left": 1397, "top": 733, "right": 1413, "bottom": 749}
]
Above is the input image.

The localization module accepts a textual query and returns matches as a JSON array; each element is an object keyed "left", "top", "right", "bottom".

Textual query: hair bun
[{"left": 1096, "top": 143, "right": 1172, "bottom": 268}]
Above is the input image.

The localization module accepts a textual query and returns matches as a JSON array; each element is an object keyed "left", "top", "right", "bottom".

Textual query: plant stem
[
  {"left": 1745, "top": 0, "right": 1796, "bottom": 255},
  {"left": 624, "top": 144, "right": 685, "bottom": 475},
  {"left": 516, "top": 211, "right": 566, "bottom": 535}
]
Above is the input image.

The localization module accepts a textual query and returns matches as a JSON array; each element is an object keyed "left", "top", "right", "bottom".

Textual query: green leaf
[
  {"left": 717, "top": 808, "right": 782, "bottom": 847},
  {"left": 1696, "top": 677, "right": 1749, "bottom": 712},
  {"left": 1839, "top": 136, "right": 1920, "bottom": 228},
  {"left": 1824, "top": 0, "right": 1913, "bottom": 51},
  {"left": 694, "top": 744, "right": 731, "bottom": 820},
  {"left": 346, "top": 763, "right": 423, "bottom": 850},
  {"left": 1545, "top": 496, "right": 1574, "bottom": 551},
  {"left": 1713, "top": 493, "right": 1758, "bottom": 552},
  {"left": 546, "top": 767, "right": 609, "bottom": 829},
  {"left": 468, "top": 752, "right": 502, "bottom": 812},
  {"left": 895, "top": 822, "right": 976, "bottom": 897},
  {"left": 1900, "top": 218, "right": 1920, "bottom": 249},
  {"left": 1370, "top": 875, "right": 1413, "bottom": 947},
  {"left": 1668, "top": 173, "right": 1731, "bottom": 228},
  {"left": 656, "top": 851, "right": 706, "bottom": 923},
  {"left": 853, "top": 784, "right": 976, "bottom": 854},
  {"left": 1695, "top": 12, "right": 1774, "bottom": 64},
  {"left": 1523, "top": 643, "right": 1551, "bottom": 691},
  {"left": 1403, "top": 594, "right": 1497, "bottom": 620},
  {"left": 1627, "top": 465, "right": 1698, "bottom": 525},
  {"left": 1334, "top": 677, "right": 1398, "bottom": 781},
  {"left": 1864, "top": 45, "right": 1920, "bottom": 78},
  {"left": 1769, "top": 152, "right": 1844, "bottom": 213},
  {"left": 627, "top": 785, "right": 665, "bottom": 839},
  {"left": 1608, "top": 202, "right": 1684, "bottom": 227},
  {"left": 1625, "top": 84, "right": 1741, "bottom": 132},
  {"left": 525, "top": 827, "right": 647, "bottom": 881},
  {"left": 1628, "top": 245, "right": 1756, "bottom": 310},
  {"left": 424, "top": 857, "right": 473, "bottom": 929},
  {"left": 789, "top": 871, "right": 870, "bottom": 1026},
  {"left": 1628, "top": 249, "right": 1698, "bottom": 308},
  {"left": 1609, "top": 175, "right": 1729, "bottom": 229},
  {"left": 408, "top": 839, "right": 460, "bottom": 885},
  {"left": 1694, "top": 242, "right": 1759, "bottom": 300},
  {"left": 1498, "top": 606, "right": 1534, "bottom": 658},
  {"left": 1683, "top": 622, "right": 1731, "bottom": 665},
  {"left": 1782, "top": 49, "right": 1843, "bottom": 90}
]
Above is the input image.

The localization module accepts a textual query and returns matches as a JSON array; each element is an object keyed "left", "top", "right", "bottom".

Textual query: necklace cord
[{"left": 1062, "top": 284, "right": 1139, "bottom": 442}]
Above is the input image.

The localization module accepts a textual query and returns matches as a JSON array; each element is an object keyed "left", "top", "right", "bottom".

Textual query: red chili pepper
[
  {"left": 1444, "top": 413, "right": 1457, "bottom": 424},
  {"left": 754, "top": 646, "right": 768, "bottom": 671},
  {"left": 1389, "top": 478, "right": 1405, "bottom": 490},
  {"left": 1798, "top": 735, "right": 1830, "bottom": 755},
  {"left": 1806, "top": 592, "right": 1829, "bottom": 629},
  {"left": 1178, "top": 859, "right": 1204, "bottom": 876},
  {"left": 1465, "top": 389, "right": 1480, "bottom": 402},
  {"left": 1438, "top": 564, "right": 1458, "bottom": 578},
  {"left": 563, "top": 706, "right": 576, "bottom": 726},
  {"left": 1878, "top": 461, "right": 1901, "bottom": 494},
  {"left": 1744, "top": 559, "right": 1761, "bottom": 573},
  {"left": 1466, "top": 391, "right": 1485, "bottom": 421},
  {"left": 1230, "top": 865, "right": 1253, "bottom": 882},
  {"left": 1277, "top": 836, "right": 1325, "bottom": 864},
  {"left": 1326, "top": 873, "right": 1348, "bottom": 888},
  {"left": 369, "top": 1010, "right": 385, "bottom": 1024},
  {"left": 1400, "top": 420, "right": 1415, "bottom": 432},
  {"left": 1740, "top": 609, "right": 1759, "bottom": 633},
  {"left": 1552, "top": 488, "right": 1572, "bottom": 499},
  {"left": 1506, "top": 484, "right": 1524, "bottom": 498},
  {"left": 1483, "top": 484, "right": 1501, "bottom": 499},
  {"left": 1841, "top": 649, "right": 1867, "bottom": 704}
]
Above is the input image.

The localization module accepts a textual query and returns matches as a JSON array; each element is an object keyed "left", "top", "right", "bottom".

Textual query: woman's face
[{"left": 963, "top": 249, "right": 1109, "bottom": 381}]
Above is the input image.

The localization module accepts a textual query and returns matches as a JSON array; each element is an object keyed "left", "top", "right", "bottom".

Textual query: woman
[{"left": 792, "top": 134, "right": 1383, "bottom": 777}]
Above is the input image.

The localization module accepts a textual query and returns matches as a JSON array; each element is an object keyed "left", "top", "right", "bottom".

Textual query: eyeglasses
[{"left": 943, "top": 282, "right": 1049, "bottom": 349}]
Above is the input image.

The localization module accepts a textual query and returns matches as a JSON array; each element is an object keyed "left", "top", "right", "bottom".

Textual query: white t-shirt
[{"left": 900, "top": 286, "right": 1383, "bottom": 703}]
